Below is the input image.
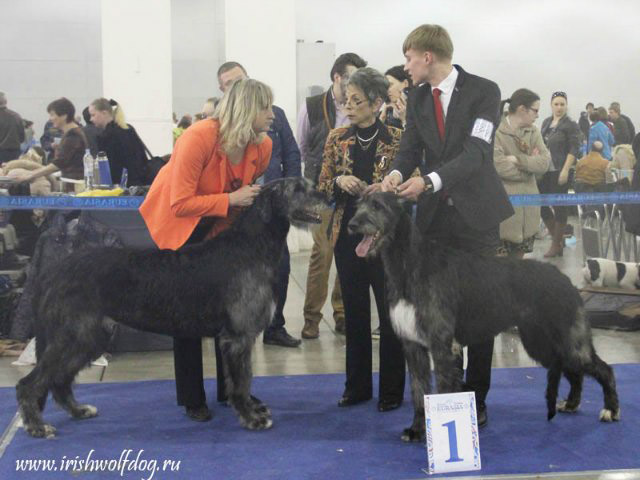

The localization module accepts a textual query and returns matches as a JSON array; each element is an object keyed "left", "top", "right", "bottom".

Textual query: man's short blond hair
[{"left": 402, "top": 24, "right": 454, "bottom": 61}]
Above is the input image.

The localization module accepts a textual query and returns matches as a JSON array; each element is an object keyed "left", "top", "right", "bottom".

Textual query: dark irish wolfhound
[
  {"left": 16, "top": 177, "right": 325, "bottom": 438},
  {"left": 348, "top": 193, "right": 620, "bottom": 442}
]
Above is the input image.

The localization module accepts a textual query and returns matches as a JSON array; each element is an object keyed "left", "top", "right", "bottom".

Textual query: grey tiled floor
[{"left": 1, "top": 218, "right": 639, "bottom": 479}]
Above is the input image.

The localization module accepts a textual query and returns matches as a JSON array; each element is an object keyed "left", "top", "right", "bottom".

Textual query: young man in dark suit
[{"left": 379, "top": 24, "right": 514, "bottom": 427}]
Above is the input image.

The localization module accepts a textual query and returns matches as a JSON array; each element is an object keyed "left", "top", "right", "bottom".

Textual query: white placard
[{"left": 424, "top": 391, "right": 481, "bottom": 475}]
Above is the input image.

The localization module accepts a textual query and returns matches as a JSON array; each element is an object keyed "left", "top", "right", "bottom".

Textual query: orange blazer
[{"left": 140, "top": 119, "right": 272, "bottom": 250}]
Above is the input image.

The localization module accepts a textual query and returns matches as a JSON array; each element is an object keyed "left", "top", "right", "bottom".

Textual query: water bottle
[
  {"left": 120, "top": 168, "right": 128, "bottom": 189},
  {"left": 83, "top": 149, "right": 94, "bottom": 189},
  {"left": 96, "top": 151, "right": 113, "bottom": 186}
]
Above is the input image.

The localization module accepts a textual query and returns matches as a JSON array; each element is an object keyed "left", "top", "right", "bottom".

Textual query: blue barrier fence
[{"left": 0, "top": 192, "right": 640, "bottom": 210}]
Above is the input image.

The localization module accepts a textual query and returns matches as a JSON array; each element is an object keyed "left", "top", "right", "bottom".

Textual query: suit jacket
[
  {"left": 391, "top": 65, "right": 513, "bottom": 233},
  {"left": 140, "top": 119, "right": 272, "bottom": 250}
]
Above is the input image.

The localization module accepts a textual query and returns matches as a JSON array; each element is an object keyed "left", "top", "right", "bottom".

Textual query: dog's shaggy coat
[
  {"left": 348, "top": 193, "right": 620, "bottom": 442},
  {"left": 16, "top": 178, "right": 325, "bottom": 438}
]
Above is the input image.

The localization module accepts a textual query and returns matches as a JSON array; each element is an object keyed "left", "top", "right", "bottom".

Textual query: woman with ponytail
[
  {"left": 494, "top": 89, "right": 550, "bottom": 258},
  {"left": 88, "top": 98, "right": 149, "bottom": 186}
]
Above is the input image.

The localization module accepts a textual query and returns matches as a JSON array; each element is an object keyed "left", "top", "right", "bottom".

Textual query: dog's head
[
  {"left": 348, "top": 192, "right": 407, "bottom": 258},
  {"left": 255, "top": 177, "right": 326, "bottom": 228}
]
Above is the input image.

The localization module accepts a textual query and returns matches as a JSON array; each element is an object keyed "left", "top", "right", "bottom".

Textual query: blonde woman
[
  {"left": 494, "top": 89, "right": 550, "bottom": 258},
  {"left": 88, "top": 98, "right": 149, "bottom": 186},
  {"left": 140, "top": 78, "right": 274, "bottom": 422}
]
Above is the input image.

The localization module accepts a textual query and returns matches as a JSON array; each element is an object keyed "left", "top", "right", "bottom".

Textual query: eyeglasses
[
  {"left": 529, "top": 107, "right": 539, "bottom": 114},
  {"left": 551, "top": 91, "right": 567, "bottom": 100}
]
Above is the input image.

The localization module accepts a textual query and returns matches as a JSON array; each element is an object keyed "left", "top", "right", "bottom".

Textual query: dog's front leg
[
  {"left": 218, "top": 335, "right": 272, "bottom": 430},
  {"left": 401, "top": 341, "right": 431, "bottom": 443},
  {"left": 431, "top": 335, "right": 463, "bottom": 394}
]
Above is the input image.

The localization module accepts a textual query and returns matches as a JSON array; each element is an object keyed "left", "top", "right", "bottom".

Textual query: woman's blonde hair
[
  {"left": 213, "top": 78, "right": 273, "bottom": 152},
  {"left": 90, "top": 98, "right": 129, "bottom": 129}
]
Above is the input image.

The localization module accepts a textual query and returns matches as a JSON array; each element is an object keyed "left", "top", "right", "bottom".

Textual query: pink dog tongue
[{"left": 355, "top": 235, "right": 374, "bottom": 257}]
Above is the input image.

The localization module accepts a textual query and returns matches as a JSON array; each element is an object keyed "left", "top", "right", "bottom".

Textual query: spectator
[
  {"left": 578, "top": 102, "right": 594, "bottom": 144},
  {"left": 494, "top": 89, "right": 550, "bottom": 259},
  {"left": 297, "top": 52, "right": 367, "bottom": 339},
  {"left": 201, "top": 97, "right": 219, "bottom": 118},
  {"left": 12, "top": 98, "right": 87, "bottom": 192},
  {"left": 609, "top": 144, "right": 636, "bottom": 182},
  {"left": 610, "top": 102, "right": 636, "bottom": 140},
  {"left": 0, "top": 92, "right": 25, "bottom": 163},
  {"left": 539, "top": 91, "right": 582, "bottom": 257},
  {"left": 380, "top": 65, "right": 413, "bottom": 128},
  {"left": 216, "top": 60, "right": 302, "bottom": 348},
  {"left": 81, "top": 107, "right": 100, "bottom": 156},
  {"left": 609, "top": 103, "right": 633, "bottom": 145},
  {"left": 89, "top": 98, "right": 149, "bottom": 186},
  {"left": 173, "top": 115, "right": 192, "bottom": 144},
  {"left": 39, "top": 119, "right": 63, "bottom": 163},
  {"left": 588, "top": 108, "right": 615, "bottom": 160},
  {"left": 575, "top": 141, "right": 609, "bottom": 186}
]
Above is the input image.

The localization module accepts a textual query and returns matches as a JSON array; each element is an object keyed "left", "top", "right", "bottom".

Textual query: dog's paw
[
  {"left": 599, "top": 408, "right": 621, "bottom": 422},
  {"left": 251, "top": 403, "right": 271, "bottom": 416},
  {"left": 557, "top": 400, "right": 580, "bottom": 413},
  {"left": 73, "top": 404, "right": 98, "bottom": 419},
  {"left": 240, "top": 414, "right": 273, "bottom": 430},
  {"left": 25, "top": 423, "right": 56, "bottom": 439},
  {"left": 400, "top": 427, "right": 424, "bottom": 443}
]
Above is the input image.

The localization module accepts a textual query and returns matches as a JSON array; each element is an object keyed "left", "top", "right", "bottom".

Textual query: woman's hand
[
  {"left": 337, "top": 175, "right": 367, "bottom": 196},
  {"left": 394, "top": 94, "right": 407, "bottom": 125},
  {"left": 363, "top": 183, "right": 383, "bottom": 195},
  {"left": 229, "top": 184, "right": 261, "bottom": 207},
  {"left": 558, "top": 169, "right": 569, "bottom": 186},
  {"left": 11, "top": 173, "right": 32, "bottom": 184}
]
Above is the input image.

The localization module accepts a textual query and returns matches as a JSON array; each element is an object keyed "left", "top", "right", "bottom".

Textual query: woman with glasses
[
  {"left": 539, "top": 91, "right": 582, "bottom": 257},
  {"left": 494, "top": 89, "right": 550, "bottom": 258},
  {"left": 317, "top": 67, "right": 406, "bottom": 412}
]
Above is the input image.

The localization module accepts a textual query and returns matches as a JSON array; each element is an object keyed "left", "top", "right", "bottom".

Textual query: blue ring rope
[{"left": 0, "top": 192, "right": 638, "bottom": 210}]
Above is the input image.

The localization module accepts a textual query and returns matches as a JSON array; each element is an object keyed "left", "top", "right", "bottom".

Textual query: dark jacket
[
  {"left": 52, "top": 127, "right": 88, "bottom": 179},
  {"left": 578, "top": 112, "right": 590, "bottom": 142},
  {"left": 97, "top": 122, "right": 149, "bottom": 186},
  {"left": 0, "top": 107, "right": 25, "bottom": 151},
  {"left": 622, "top": 114, "right": 636, "bottom": 140},
  {"left": 613, "top": 116, "right": 632, "bottom": 145},
  {"left": 263, "top": 105, "right": 301, "bottom": 183},
  {"left": 390, "top": 65, "right": 513, "bottom": 233},
  {"left": 304, "top": 90, "right": 337, "bottom": 184},
  {"left": 541, "top": 115, "right": 582, "bottom": 169}
]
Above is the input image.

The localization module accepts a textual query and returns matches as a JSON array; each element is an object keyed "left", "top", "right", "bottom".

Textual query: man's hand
[
  {"left": 396, "top": 176, "right": 428, "bottom": 201},
  {"left": 363, "top": 182, "right": 383, "bottom": 195},
  {"left": 11, "top": 173, "right": 32, "bottom": 184},
  {"left": 381, "top": 171, "right": 402, "bottom": 192},
  {"left": 229, "top": 184, "right": 261, "bottom": 207}
]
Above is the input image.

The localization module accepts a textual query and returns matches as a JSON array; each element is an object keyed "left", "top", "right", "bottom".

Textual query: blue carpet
[{"left": 0, "top": 365, "right": 639, "bottom": 479}]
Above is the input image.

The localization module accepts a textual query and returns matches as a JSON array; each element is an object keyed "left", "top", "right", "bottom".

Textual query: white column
[
  {"left": 224, "top": 0, "right": 297, "bottom": 129},
  {"left": 100, "top": 0, "right": 173, "bottom": 156}
]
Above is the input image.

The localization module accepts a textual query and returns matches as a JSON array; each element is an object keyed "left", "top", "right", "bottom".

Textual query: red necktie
[{"left": 433, "top": 87, "right": 445, "bottom": 141}]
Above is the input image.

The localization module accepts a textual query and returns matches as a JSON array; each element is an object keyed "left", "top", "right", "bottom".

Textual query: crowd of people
[{"left": 1, "top": 22, "right": 639, "bottom": 427}]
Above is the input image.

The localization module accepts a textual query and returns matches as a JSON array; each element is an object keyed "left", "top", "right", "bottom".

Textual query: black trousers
[
  {"left": 422, "top": 199, "right": 499, "bottom": 405},
  {"left": 334, "top": 224, "right": 405, "bottom": 401},
  {"left": 0, "top": 149, "right": 20, "bottom": 163},
  {"left": 538, "top": 170, "right": 569, "bottom": 224},
  {"left": 173, "top": 220, "right": 226, "bottom": 408}
]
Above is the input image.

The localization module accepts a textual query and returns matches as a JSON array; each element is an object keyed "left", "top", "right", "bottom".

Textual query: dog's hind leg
[
  {"left": 16, "top": 365, "right": 55, "bottom": 438},
  {"left": 545, "top": 361, "right": 562, "bottom": 420},
  {"left": 557, "top": 370, "right": 583, "bottom": 413},
  {"left": 401, "top": 341, "right": 431, "bottom": 443},
  {"left": 219, "top": 334, "right": 272, "bottom": 430},
  {"left": 50, "top": 350, "right": 99, "bottom": 421},
  {"left": 583, "top": 352, "right": 620, "bottom": 422}
]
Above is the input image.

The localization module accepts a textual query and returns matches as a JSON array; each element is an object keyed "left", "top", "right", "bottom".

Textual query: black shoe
[
  {"left": 338, "top": 394, "right": 371, "bottom": 407},
  {"left": 185, "top": 405, "right": 212, "bottom": 422},
  {"left": 377, "top": 399, "right": 402, "bottom": 412},
  {"left": 477, "top": 402, "right": 488, "bottom": 427},
  {"left": 263, "top": 327, "right": 301, "bottom": 348}
]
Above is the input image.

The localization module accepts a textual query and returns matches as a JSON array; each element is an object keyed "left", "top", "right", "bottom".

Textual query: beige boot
[
  {"left": 543, "top": 222, "right": 565, "bottom": 258},
  {"left": 301, "top": 319, "right": 320, "bottom": 339}
]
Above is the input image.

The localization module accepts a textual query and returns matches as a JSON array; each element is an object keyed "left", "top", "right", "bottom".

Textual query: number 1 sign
[{"left": 424, "top": 392, "right": 481, "bottom": 475}]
